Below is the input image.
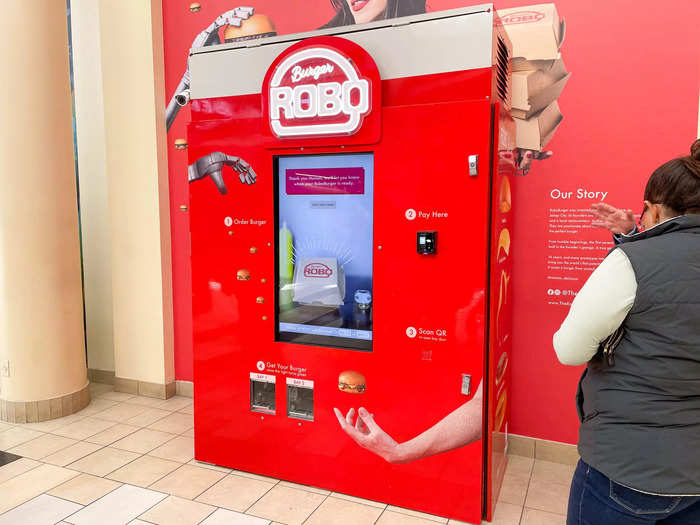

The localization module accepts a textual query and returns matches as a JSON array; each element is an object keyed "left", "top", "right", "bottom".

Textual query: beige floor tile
[
  {"left": 156, "top": 396, "right": 193, "bottom": 412},
  {"left": 505, "top": 455, "right": 535, "bottom": 481},
  {"left": 148, "top": 435, "right": 194, "bottom": 463},
  {"left": 182, "top": 427, "right": 195, "bottom": 437},
  {"left": 486, "top": 501, "right": 522, "bottom": 525},
  {"left": 521, "top": 508, "right": 566, "bottom": 525},
  {"left": 196, "top": 473, "right": 276, "bottom": 512},
  {"left": 127, "top": 396, "right": 171, "bottom": 408},
  {"left": 85, "top": 423, "right": 140, "bottom": 445},
  {"left": 306, "top": 495, "right": 383, "bottom": 525},
  {"left": 51, "top": 417, "right": 117, "bottom": 440},
  {"left": 16, "top": 418, "right": 69, "bottom": 432},
  {"left": 67, "top": 446, "right": 141, "bottom": 476},
  {"left": 179, "top": 405, "right": 195, "bottom": 415},
  {"left": 125, "top": 408, "right": 172, "bottom": 427},
  {"left": 278, "top": 480, "right": 330, "bottom": 496},
  {"left": 201, "top": 508, "right": 270, "bottom": 524},
  {"left": 139, "top": 495, "right": 216, "bottom": 524},
  {"left": 525, "top": 479, "right": 570, "bottom": 516},
  {"left": 111, "top": 428, "right": 178, "bottom": 454},
  {"left": 7, "top": 433, "right": 76, "bottom": 460},
  {"left": 0, "top": 421, "right": 14, "bottom": 432},
  {"left": 498, "top": 473, "right": 529, "bottom": 506},
  {"left": 247, "top": 484, "right": 326, "bottom": 525},
  {"left": 97, "top": 391, "right": 137, "bottom": 402},
  {"left": 331, "top": 492, "right": 386, "bottom": 510},
  {"left": 107, "top": 454, "right": 181, "bottom": 487},
  {"left": 188, "top": 459, "right": 232, "bottom": 473},
  {"left": 148, "top": 412, "right": 194, "bottom": 434},
  {"left": 386, "top": 505, "right": 448, "bottom": 523},
  {"left": 0, "top": 493, "right": 82, "bottom": 524},
  {"left": 531, "top": 460, "right": 576, "bottom": 486},
  {"left": 76, "top": 398, "right": 119, "bottom": 417},
  {"left": 48, "top": 473, "right": 122, "bottom": 505},
  {"left": 64, "top": 483, "right": 167, "bottom": 524},
  {"left": 43, "top": 441, "right": 103, "bottom": 467},
  {"left": 0, "top": 426, "right": 44, "bottom": 449},
  {"left": 46, "top": 413, "right": 88, "bottom": 428},
  {"left": 150, "top": 464, "right": 226, "bottom": 500},
  {"left": 92, "top": 402, "right": 150, "bottom": 422},
  {"left": 0, "top": 463, "right": 79, "bottom": 514},
  {"left": 376, "top": 511, "right": 447, "bottom": 525},
  {"left": 0, "top": 458, "right": 41, "bottom": 484},
  {"left": 229, "top": 469, "right": 279, "bottom": 483}
]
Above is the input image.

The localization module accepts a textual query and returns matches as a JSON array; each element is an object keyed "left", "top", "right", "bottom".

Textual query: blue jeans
[{"left": 567, "top": 460, "right": 700, "bottom": 524}]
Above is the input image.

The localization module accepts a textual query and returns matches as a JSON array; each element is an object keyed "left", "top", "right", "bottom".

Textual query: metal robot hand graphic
[
  {"left": 188, "top": 152, "right": 257, "bottom": 195},
  {"left": 165, "top": 6, "right": 255, "bottom": 130}
]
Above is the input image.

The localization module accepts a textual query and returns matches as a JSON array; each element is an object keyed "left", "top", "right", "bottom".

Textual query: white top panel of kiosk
[{"left": 189, "top": 5, "right": 495, "bottom": 100}]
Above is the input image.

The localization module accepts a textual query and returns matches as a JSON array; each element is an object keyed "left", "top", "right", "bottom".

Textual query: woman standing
[
  {"left": 554, "top": 140, "right": 700, "bottom": 524},
  {"left": 322, "top": 0, "right": 426, "bottom": 28}
]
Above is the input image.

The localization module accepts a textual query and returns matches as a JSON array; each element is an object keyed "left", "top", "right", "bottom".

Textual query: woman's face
[{"left": 345, "top": 0, "right": 388, "bottom": 24}]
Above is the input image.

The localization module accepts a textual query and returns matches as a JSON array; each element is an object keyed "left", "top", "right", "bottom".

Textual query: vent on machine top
[{"left": 495, "top": 36, "right": 511, "bottom": 108}]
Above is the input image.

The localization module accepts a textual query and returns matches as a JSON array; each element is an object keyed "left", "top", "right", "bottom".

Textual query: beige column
[
  {"left": 0, "top": 1, "right": 89, "bottom": 422},
  {"left": 71, "top": 0, "right": 115, "bottom": 384},
  {"left": 98, "top": 0, "right": 176, "bottom": 398}
]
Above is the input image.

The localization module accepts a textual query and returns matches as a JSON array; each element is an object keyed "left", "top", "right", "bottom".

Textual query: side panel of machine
[
  {"left": 485, "top": 102, "right": 516, "bottom": 519},
  {"left": 189, "top": 99, "right": 493, "bottom": 523}
]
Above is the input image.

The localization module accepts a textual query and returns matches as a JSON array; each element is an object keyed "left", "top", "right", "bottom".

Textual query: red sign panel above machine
[{"left": 262, "top": 36, "right": 381, "bottom": 148}]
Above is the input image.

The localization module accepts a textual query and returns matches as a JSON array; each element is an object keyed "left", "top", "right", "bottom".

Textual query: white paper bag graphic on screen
[{"left": 292, "top": 258, "right": 346, "bottom": 306}]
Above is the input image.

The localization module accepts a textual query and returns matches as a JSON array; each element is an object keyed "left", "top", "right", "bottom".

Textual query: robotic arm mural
[
  {"left": 166, "top": 6, "right": 257, "bottom": 131},
  {"left": 188, "top": 152, "right": 257, "bottom": 195}
]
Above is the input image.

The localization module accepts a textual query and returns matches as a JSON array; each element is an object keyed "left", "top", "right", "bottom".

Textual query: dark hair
[
  {"left": 644, "top": 139, "right": 700, "bottom": 215},
  {"left": 322, "top": 0, "right": 427, "bottom": 29}
]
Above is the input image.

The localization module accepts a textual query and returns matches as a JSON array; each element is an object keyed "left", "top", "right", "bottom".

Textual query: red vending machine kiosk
[{"left": 187, "top": 5, "right": 515, "bottom": 523}]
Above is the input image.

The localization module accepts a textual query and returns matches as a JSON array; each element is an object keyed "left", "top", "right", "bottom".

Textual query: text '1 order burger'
[{"left": 338, "top": 370, "right": 366, "bottom": 394}]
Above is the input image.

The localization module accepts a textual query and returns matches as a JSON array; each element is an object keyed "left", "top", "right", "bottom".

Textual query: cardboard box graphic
[
  {"left": 512, "top": 57, "right": 560, "bottom": 72},
  {"left": 514, "top": 100, "right": 562, "bottom": 151},
  {"left": 511, "top": 59, "right": 570, "bottom": 119},
  {"left": 497, "top": 4, "right": 565, "bottom": 61}
]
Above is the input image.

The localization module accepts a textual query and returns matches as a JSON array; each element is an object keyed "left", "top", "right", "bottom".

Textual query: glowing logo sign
[{"left": 268, "top": 47, "right": 371, "bottom": 138}]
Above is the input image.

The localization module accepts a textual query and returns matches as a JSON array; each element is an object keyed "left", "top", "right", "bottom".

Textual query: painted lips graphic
[{"left": 351, "top": 0, "right": 369, "bottom": 12}]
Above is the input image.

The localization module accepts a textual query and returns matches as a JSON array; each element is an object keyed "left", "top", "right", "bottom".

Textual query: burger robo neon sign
[{"left": 268, "top": 47, "right": 371, "bottom": 138}]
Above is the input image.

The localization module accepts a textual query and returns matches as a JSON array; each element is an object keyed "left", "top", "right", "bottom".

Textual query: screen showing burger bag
[{"left": 276, "top": 153, "right": 373, "bottom": 351}]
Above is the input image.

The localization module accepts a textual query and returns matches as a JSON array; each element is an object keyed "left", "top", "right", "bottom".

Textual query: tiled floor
[{"left": 0, "top": 383, "right": 572, "bottom": 524}]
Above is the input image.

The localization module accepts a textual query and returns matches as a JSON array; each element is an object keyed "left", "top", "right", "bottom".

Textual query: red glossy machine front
[{"left": 189, "top": 33, "right": 515, "bottom": 524}]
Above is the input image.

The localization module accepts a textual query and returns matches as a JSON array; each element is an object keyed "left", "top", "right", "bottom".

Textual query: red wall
[{"left": 162, "top": 0, "right": 700, "bottom": 444}]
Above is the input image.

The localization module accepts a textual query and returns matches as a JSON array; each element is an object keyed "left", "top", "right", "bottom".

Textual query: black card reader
[{"left": 417, "top": 231, "right": 437, "bottom": 255}]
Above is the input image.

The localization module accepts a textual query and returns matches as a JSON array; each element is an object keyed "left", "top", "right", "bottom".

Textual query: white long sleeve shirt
[{"left": 553, "top": 248, "right": 638, "bottom": 366}]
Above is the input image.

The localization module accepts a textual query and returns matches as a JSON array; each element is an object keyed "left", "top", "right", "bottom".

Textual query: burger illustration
[
  {"left": 497, "top": 228, "right": 511, "bottom": 260},
  {"left": 495, "top": 389, "right": 507, "bottom": 431},
  {"left": 189, "top": 3, "right": 201, "bottom": 13},
  {"left": 499, "top": 176, "right": 512, "bottom": 213},
  {"left": 224, "top": 14, "right": 277, "bottom": 42},
  {"left": 174, "top": 138, "right": 188, "bottom": 150},
  {"left": 495, "top": 352, "right": 508, "bottom": 385},
  {"left": 237, "top": 269, "right": 251, "bottom": 281},
  {"left": 338, "top": 370, "right": 366, "bottom": 394}
]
